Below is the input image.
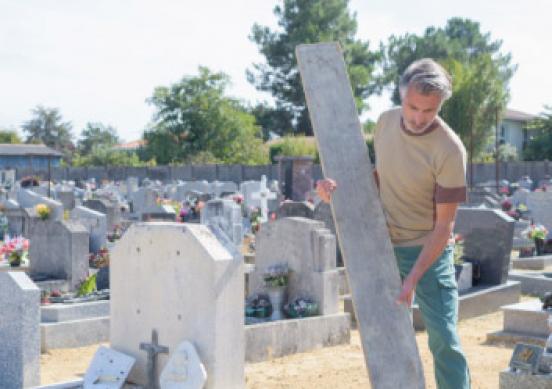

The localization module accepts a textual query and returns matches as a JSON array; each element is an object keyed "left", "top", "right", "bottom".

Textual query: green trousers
[{"left": 394, "top": 245, "right": 471, "bottom": 389}]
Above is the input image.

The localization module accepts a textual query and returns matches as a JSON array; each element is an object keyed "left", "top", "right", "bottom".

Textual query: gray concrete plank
[{"left": 296, "top": 42, "right": 425, "bottom": 389}]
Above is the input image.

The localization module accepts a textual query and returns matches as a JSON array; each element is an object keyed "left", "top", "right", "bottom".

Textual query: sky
[{"left": 0, "top": 0, "right": 550, "bottom": 142}]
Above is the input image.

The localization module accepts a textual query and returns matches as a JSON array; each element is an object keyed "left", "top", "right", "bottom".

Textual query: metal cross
[{"left": 139, "top": 329, "right": 169, "bottom": 389}]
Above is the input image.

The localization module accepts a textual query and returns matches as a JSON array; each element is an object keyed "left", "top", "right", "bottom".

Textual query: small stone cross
[
  {"left": 251, "top": 175, "right": 277, "bottom": 223},
  {"left": 140, "top": 329, "right": 169, "bottom": 389}
]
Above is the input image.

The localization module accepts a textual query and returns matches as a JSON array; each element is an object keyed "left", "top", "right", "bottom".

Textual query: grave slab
[
  {"left": 500, "top": 369, "right": 552, "bottom": 388},
  {"left": 0, "top": 272, "right": 41, "bottom": 388},
  {"left": 296, "top": 42, "right": 424, "bottom": 388},
  {"left": 509, "top": 270, "right": 552, "bottom": 298}
]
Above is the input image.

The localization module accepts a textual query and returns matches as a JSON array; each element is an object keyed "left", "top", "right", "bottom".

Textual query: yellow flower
[{"left": 35, "top": 204, "right": 51, "bottom": 220}]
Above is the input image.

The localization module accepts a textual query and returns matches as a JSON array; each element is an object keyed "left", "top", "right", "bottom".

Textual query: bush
[{"left": 268, "top": 136, "right": 319, "bottom": 163}]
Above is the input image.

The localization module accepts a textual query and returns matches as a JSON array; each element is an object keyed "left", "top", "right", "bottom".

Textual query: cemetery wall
[{"left": 12, "top": 161, "right": 551, "bottom": 184}]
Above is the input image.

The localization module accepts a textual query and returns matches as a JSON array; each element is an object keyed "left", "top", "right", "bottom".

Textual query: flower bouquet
[
  {"left": 263, "top": 263, "right": 289, "bottom": 288},
  {"left": 284, "top": 298, "right": 319, "bottom": 318},
  {"left": 0, "top": 236, "right": 30, "bottom": 267},
  {"left": 523, "top": 224, "right": 549, "bottom": 255},
  {"left": 35, "top": 203, "right": 51, "bottom": 220}
]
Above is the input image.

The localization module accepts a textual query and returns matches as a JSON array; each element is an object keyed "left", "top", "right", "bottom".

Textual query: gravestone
[
  {"left": 0, "top": 169, "right": 16, "bottom": 189},
  {"left": 0, "top": 272, "right": 40, "bottom": 388},
  {"left": 209, "top": 181, "right": 238, "bottom": 198},
  {"left": 527, "top": 192, "right": 552, "bottom": 237},
  {"left": 276, "top": 156, "right": 314, "bottom": 201},
  {"left": 2, "top": 199, "right": 25, "bottom": 236},
  {"left": 512, "top": 188, "right": 530, "bottom": 207},
  {"left": 277, "top": 201, "right": 314, "bottom": 219},
  {"left": 29, "top": 220, "right": 89, "bottom": 290},
  {"left": 142, "top": 204, "right": 177, "bottom": 222},
  {"left": 454, "top": 208, "right": 514, "bottom": 285},
  {"left": 314, "top": 201, "right": 343, "bottom": 266},
  {"left": 83, "top": 346, "right": 135, "bottom": 389},
  {"left": 56, "top": 189, "right": 76, "bottom": 211},
  {"left": 83, "top": 198, "right": 121, "bottom": 232},
  {"left": 110, "top": 223, "right": 244, "bottom": 388},
  {"left": 17, "top": 189, "right": 64, "bottom": 221},
  {"left": 71, "top": 206, "right": 107, "bottom": 253},
  {"left": 248, "top": 217, "right": 339, "bottom": 315},
  {"left": 176, "top": 181, "right": 209, "bottom": 201},
  {"left": 200, "top": 199, "right": 243, "bottom": 248},
  {"left": 297, "top": 42, "right": 425, "bottom": 388},
  {"left": 250, "top": 175, "right": 277, "bottom": 223}
]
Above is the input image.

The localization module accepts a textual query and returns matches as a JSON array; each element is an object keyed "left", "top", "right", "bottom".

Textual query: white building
[{"left": 498, "top": 108, "right": 537, "bottom": 156}]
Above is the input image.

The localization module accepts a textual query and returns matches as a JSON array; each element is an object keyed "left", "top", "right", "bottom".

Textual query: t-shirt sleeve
[{"left": 435, "top": 146, "right": 467, "bottom": 203}]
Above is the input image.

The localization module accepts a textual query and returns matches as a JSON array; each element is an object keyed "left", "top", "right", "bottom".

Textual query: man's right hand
[{"left": 316, "top": 178, "right": 337, "bottom": 204}]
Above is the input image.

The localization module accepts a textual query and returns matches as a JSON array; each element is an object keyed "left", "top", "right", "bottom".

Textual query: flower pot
[
  {"left": 267, "top": 286, "right": 287, "bottom": 321},
  {"left": 9, "top": 257, "right": 21, "bottom": 267},
  {"left": 536, "top": 238, "right": 545, "bottom": 256}
]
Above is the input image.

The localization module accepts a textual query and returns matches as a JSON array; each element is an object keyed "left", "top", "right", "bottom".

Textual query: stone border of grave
[
  {"left": 512, "top": 255, "right": 552, "bottom": 271},
  {"left": 487, "top": 300, "right": 548, "bottom": 346},
  {"left": 509, "top": 270, "right": 552, "bottom": 298}
]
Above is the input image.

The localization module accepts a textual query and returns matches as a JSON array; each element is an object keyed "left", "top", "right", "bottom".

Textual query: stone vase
[
  {"left": 536, "top": 238, "right": 545, "bottom": 256},
  {"left": 267, "top": 286, "right": 287, "bottom": 321}
]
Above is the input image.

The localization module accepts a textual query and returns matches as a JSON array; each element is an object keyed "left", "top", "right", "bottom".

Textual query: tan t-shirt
[{"left": 374, "top": 107, "right": 467, "bottom": 246}]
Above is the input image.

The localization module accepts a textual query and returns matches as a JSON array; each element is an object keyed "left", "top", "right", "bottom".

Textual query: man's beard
[{"left": 403, "top": 119, "right": 434, "bottom": 134}]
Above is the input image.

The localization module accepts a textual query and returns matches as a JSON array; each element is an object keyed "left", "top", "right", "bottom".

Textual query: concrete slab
[
  {"left": 487, "top": 299, "right": 551, "bottom": 345},
  {"left": 500, "top": 369, "right": 552, "bottom": 388},
  {"left": 41, "top": 300, "right": 110, "bottom": 323},
  {"left": 345, "top": 281, "right": 521, "bottom": 330},
  {"left": 41, "top": 316, "right": 109, "bottom": 351},
  {"left": 512, "top": 255, "right": 552, "bottom": 270},
  {"left": 509, "top": 271, "right": 552, "bottom": 297},
  {"left": 245, "top": 313, "right": 351, "bottom": 362},
  {"left": 413, "top": 281, "right": 521, "bottom": 331},
  {"left": 297, "top": 42, "right": 424, "bottom": 389}
]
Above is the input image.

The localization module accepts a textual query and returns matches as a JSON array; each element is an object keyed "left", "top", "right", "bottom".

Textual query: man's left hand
[{"left": 396, "top": 275, "right": 417, "bottom": 307}]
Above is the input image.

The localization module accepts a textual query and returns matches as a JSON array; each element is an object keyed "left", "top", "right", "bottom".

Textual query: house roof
[
  {"left": 113, "top": 140, "right": 146, "bottom": 151},
  {"left": 504, "top": 108, "right": 537, "bottom": 123},
  {"left": 0, "top": 144, "right": 63, "bottom": 157}
]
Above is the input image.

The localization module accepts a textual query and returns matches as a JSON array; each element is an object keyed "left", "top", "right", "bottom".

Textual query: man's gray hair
[{"left": 399, "top": 58, "right": 452, "bottom": 101}]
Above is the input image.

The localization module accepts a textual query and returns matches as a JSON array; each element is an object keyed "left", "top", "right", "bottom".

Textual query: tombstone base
[
  {"left": 344, "top": 281, "right": 521, "bottom": 330},
  {"left": 509, "top": 271, "right": 552, "bottom": 298},
  {"left": 500, "top": 369, "right": 552, "bottom": 389}
]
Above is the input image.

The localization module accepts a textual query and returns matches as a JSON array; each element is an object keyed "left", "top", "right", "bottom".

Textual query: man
[{"left": 317, "top": 58, "right": 470, "bottom": 389}]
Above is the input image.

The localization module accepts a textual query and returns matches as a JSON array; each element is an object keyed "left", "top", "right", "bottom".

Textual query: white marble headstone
[
  {"left": 83, "top": 346, "right": 135, "bottom": 389},
  {"left": 160, "top": 341, "right": 207, "bottom": 389}
]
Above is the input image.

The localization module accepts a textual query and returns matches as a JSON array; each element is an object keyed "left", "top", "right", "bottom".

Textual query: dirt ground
[{"left": 40, "top": 302, "right": 524, "bottom": 388}]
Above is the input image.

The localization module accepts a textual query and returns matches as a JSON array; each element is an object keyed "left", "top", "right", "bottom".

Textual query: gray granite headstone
[
  {"left": 249, "top": 217, "right": 338, "bottom": 316},
  {"left": 200, "top": 199, "right": 243, "bottom": 248},
  {"left": 276, "top": 201, "right": 314, "bottom": 219},
  {"left": 276, "top": 156, "right": 314, "bottom": 201},
  {"left": 527, "top": 192, "right": 552, "bottom": 238},
  {"left": 57, "top": 190, "right": 76, "bottom": 211},
  {"left": 83, "top": 198, "right": 121, "bottom": 232},
  {"left": 29, "top": 220, "right": 90, "bottom": 290},
  {"left": 17, "top": 188, "right": 63, "bottom": 221},
  {"left": 0, "top": 272, "right": 40, "bottom": 388},
  {"left": 454, "top": 207, "right": 514, "bottom": 285},
  {"left": 314, "top": 201, "right": 343, "bottom": 266},
  {"left": 71, "top": 206, "right": 107, "bottom": 253}
]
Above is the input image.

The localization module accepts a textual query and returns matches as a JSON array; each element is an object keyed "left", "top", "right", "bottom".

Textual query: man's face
[{"left": 401, "top": 87, "right": 443, "bottom": 133}]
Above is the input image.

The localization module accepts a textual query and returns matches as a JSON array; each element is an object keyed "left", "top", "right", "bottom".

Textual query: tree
[
  {"left": 439, "top": 56, "right": 509, "bottom": 161},
  {"left": 381, "top": 18, "right": 515, "bottom": 105},
  {"left": 523, "top": 107, "right": 552, "bottom": 161},
  {"left": 248, "top": 0, "right": 381, "bottom": 136},
  {"left": 0, "top": 129, "right": 22, "bottom": 144},
  {"left": 77, "top": 122, "right": 120, "bottom": 155},
  {"left": 72, "top": 147, "right": 155, "bottom": 167},
  {"left": 144, "top": 67, "right": 268, "bottom": 165},
  {"left": 21, "top": 106, "right": 74, "bottom": 159}
]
